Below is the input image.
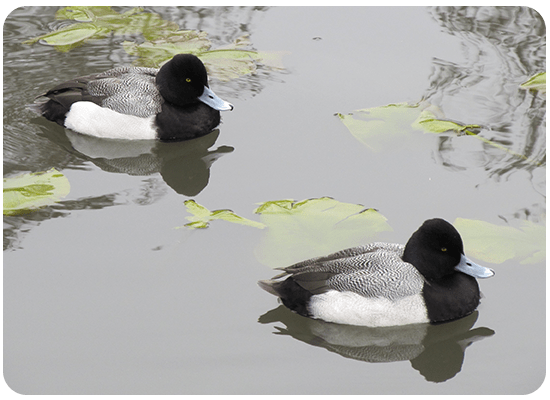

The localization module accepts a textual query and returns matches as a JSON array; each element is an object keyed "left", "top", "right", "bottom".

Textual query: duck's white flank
[
  {"left": 308, "top": 290, "right": 429, "bottom": 327},
  {"left": 65, "top": 101, "right": 157, "bottom": 140}
]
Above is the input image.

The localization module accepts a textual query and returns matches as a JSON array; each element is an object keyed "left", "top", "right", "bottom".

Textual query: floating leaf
[
  {"left": 55, "top": 6, "right": 130, "bottom": 22},
  {"left": 3, "top": 169, "right": 70, "bottom": 215},
  {"left": 25, "top": 7, "right": 286, "bottom": 80},
  {"left": 454, "top": 218, "right": 545, "bottom": 265},
  {"left": 200, "top": 49, "right": 262, "bottom": 82},
  {"left": 337, "top": 102, "right": 428, "bottom": 152},
  {"left": 126, "top": 33, "right": 286, "bottom": 81},
  {"left": 24, "top": 6, "right": 179, "bottom": 52},
  {"left": 412, "top": 111, "right": 481, "bottom": 135},
  {"left": 254, "top": 197, "right": 392, "bottom": 268},
  {"left": 338, "top": 101, "right": 537, "bottom": 163},
  {"left": 180, "top": 200, "right": 265, "bottom": 229},
  {"left": 520, "top": 72, "right": 546, "bottom": 93},
  {"left": 122, "top": 30, "right": 212, "bottom": 67},
  {"left": 35, "top": 23, "right": 104, "bottom": 47}
]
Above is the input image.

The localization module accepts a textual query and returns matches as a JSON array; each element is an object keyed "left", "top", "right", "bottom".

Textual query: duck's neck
[{"left": 155, "top": 102, "right": 220, "bottom": 142}]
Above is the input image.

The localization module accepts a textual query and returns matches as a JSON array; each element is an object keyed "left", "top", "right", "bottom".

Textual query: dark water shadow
[
  {"left": 259, "top": 306, "right": 494, "bottom": 383},
  {"left": 31, "top": 118, "right": 234, "bottom": 197}
]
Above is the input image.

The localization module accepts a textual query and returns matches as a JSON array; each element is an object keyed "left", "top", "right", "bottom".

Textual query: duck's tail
[{"left": 257, "top": 279, "right": 282, "bottom": 297}]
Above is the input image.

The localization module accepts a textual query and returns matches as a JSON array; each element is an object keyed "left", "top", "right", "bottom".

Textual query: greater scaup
[
  {"left": 31, "top": 54, "right": 233, "bottom": 142},
  {"left": 258, "top": 218, "right": 494, "bottom": 327}
]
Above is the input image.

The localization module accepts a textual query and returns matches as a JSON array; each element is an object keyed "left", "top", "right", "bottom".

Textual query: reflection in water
[
  {"left": 149, "top": 6, "right": 280, "bottom": 101},
  {"left": 425, "top": 7, "right": 545, "bottom": 183},
  {"left": 65, "top": 129, "right": 233, "bottom": 197},
  {"left": 4, "top": 122, "right": 234, "bottom": 250},
  {"left": 3, "top": 193, "right": 119, "bottom": 251},
  {"left": 33, "top": 119, "right": 234, "bottom": 197},
  {"left": 259, "top": 306, "right": 494, "bottom": 383}
]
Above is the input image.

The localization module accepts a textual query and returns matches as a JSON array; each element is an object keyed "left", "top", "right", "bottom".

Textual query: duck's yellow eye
[
  {"left": 441, "top": 247, "right": 447, "bottom": 252},
  {"left": 186, "top": 78, "right": 191, "bottom": 83}
]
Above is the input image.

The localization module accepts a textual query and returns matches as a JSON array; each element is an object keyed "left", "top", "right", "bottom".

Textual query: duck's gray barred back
[{"left": 88, "top": 67, "right": 163, "bottom": 118}]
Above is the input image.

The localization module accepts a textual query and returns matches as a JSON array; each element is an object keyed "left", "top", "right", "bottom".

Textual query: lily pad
[
  {"left": 520, "top": 72, "right": 546, "bottom": 93},
  {"left": 3, "top": 169, "right": 70, "bottom": 215},
  {"left": 55, "top": 6, "right": 133, "bottom": 22},
  {"left": 338, "top": 101, "right": 537, "bottom": 162},
  {"left": 454, "top": 218, "right": 545, "bottom": 265},
  {"left": 336, "top": 102, "right": 428, "bottom": 152},
  {"left": 125, "top": 34, "right": 286, "bottom": 81},
  {"left": 254, "top": 197, "right": 392, "bottom": 268},
  {"left": 180, "top": 200, "right": 266, "bottom": 229},
  {"left": 34, "top": 23, "right": 104, "bottom": 47},
  {"left": 412, "top": 111, "right": 481, "bottom": 135},
  {"left": 25, "top": 6, "right": 286, "bottom": 81},
  {"left": 24, "top": 6, "right": 181, "bottom": 51},
  {"left": 122, "top": 31, "right": 212, "bottom": 67}
]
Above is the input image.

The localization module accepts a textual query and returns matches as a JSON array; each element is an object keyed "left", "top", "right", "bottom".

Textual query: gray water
[{"left": 3, "top": 6, "right": 546, "bottom": 395}]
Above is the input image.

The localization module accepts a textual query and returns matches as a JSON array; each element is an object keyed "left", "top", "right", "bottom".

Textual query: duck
[
  {"left": 258, "top": 218, "right": 494, "bottom": 327},
  {"left": 31, "top": 54, "right": 233, "bottom": 142}
]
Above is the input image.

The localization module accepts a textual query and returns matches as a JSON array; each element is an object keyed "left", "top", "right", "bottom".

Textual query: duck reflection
[
  {"left": 259, "top": 306, "right": 494, "bottom": 382},
  {"left": 33, "top": 117, "right": 233, "bottom": 197},
  {"left": 67, "top": 129, "right": 233, "bottom": 196}
]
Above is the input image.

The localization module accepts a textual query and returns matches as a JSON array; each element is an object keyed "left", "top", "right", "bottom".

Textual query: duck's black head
[
  {"left": 156, "top": 54, "right": 210, "bottom": 106},
  {"left": 402, "top": 218, "right": 465, "bottom": 281}
]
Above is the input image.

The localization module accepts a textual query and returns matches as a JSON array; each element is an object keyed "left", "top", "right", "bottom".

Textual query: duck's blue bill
[
  {"left": 199, "top": 86, "right": 234, "bottom": 111},
  {"left": 455, "top": 254, "right": 495, "bottom": 278}
]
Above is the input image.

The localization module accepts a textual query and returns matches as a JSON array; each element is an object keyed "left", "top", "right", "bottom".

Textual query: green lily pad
[
  {"left": 55, "top": 6, "right": 130, "bottom": 22},
  {"left": 122, "top": 30, "right": 212, "bottom": 67},
  {"left": 412, "top": 110, "right": 481, "bottom": 135},
  {"left": 35, "top": 23, "right": 104, "bottom": 47},
  {"left": 180, "top": 200, "right": 266, "bottom": 229},
  {"left": 125, "top": 34, "right": 286, "bottom": 81},
  {"left": 25, "top": 6, "right": 286, "bottom": 80},
  {"left": 454, "top": 218, "right": 545, "bottom": 265},
  {"left": 200, "top": 49, "right": 265, "bottom": 82},
  {"left": 338, "top": 101, "right": 537, "bottom": 163},
  {"left": 337, "top": 102, "right": 428, "bottom": 152},
  {"left": 520, "top": 72, "right": 546, "bottom": 93},
  {"left": 254, "top": 197, "right": 392, "bottom": 268},
  {"left": 24, "top": 6, "right": 180, "bottom": 52},
  {"left": 3, "top": 169, "right": 70, "bottom": 216}
]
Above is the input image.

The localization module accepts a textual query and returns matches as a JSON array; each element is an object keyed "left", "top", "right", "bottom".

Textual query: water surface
[{"left": 3, "top": 6, "right": 546, "bottom": 395}]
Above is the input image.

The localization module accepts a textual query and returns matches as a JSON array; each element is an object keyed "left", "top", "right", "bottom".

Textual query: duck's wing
[
  {"left": 271, "top": 244, "right": 424, "bottom": 300},
  {"left": 87, "top": 67, "right": 162, "bottom": 117},
  {"left": 325, "top": 258, "right": 424, "bottom": 300},
  {"left": 278, "top": 242, "right": 405, "bottom": 276},
  {"left": 36, "top": 67, "right": 162, "bottom": 118}
]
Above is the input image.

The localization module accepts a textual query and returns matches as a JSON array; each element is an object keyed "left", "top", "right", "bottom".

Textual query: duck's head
[
  {"left": 156, "top": 54, "right": 233, "bottom": 111},
  {"left": 403, "top": 218, "right": 494, "bottom": 282}
]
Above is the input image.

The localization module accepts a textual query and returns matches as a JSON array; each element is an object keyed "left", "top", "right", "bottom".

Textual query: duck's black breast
[
  {"left": 155, "top": 101, "right": 221, "bottom": 142},
  {"left": 422, "top": 273, "right": 481, "bottom": 323}
]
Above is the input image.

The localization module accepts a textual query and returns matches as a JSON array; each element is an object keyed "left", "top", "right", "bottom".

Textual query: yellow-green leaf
[
  {"left": 24, "top": 23, "right": 103, "bottom": 47},
  {"left": 254, "top": 197, "right": 392, "bottom": 267},
  {"left": 454, "top": 218, "right": 545, "bottom": 265},
  {"left": 125, "top": 33, "right": 286, "bottom": 81},
  {"left": 122, "top": 31, "right": 212, "bottom": 68},
  {"left": 3, "top": 169, "right": 70, "bottom": 216},
  {"left": 337, "top": 102, "right": 427, "bottom": 152},
  {"left": 24, "top": 6, "right": 179, "bottom": 51},
  {"left": 412, "top": 112, "right": 481, "bottom": 135},
  {"left": 180, "top": 200, "right": 265, "bottom": 229},
  {"left": 55, "top": 6, "right": 127, "bottom": 21},
  {"left": 338, "top": 101, "right": 537, "bottom": 163},
  {"left": 520, "top": 72, "right": 546, "bottom": 93}
]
